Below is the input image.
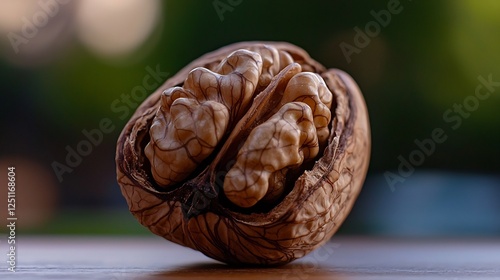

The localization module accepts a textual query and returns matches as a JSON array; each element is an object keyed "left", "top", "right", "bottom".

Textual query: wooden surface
[{"left": 1, "top": 236, "right": 499, "bottom": 279}]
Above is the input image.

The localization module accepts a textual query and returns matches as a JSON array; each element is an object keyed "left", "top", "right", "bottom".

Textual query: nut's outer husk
[{"left": 116, "top": 41, "right": 370, "bottom": 265}]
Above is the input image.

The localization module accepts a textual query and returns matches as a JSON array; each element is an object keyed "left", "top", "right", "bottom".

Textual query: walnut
[{"left": 116, "top": 42, "right": 370, "bottom": 265}]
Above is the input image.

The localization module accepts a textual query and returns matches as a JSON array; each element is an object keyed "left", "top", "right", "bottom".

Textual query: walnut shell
[{"left": 115, "top": 41, "right": 370, "bottom": 266}]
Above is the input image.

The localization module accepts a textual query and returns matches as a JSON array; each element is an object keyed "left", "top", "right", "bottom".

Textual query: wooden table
[{"left": 2, "top": 236, "right": 499, "bottom": 279}]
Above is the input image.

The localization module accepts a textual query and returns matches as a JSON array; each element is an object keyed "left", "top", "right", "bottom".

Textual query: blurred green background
[{"left": 0, "top": 0, "right": 499, "bottom": 236}]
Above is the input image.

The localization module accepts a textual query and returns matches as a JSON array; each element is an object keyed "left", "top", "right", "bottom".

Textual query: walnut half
[{"left": 116, "top": 42, "right": 370, "bottom": 265}]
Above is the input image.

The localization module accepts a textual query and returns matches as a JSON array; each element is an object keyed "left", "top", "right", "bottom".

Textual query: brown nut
[{"left": 116, "top": 41, "right": 370, "bottom": 266}]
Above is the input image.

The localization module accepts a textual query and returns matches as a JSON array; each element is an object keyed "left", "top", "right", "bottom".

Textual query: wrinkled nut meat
[{"left": 116, "top": 42, "right": 370, "bottom": 265}]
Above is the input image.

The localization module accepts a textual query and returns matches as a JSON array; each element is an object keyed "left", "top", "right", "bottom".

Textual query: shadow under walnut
[{"left": 115, "top": 41, "right": 370, "bottom": 266}]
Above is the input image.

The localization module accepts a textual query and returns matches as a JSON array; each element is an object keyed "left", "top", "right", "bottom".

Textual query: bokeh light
[
  {"left": 0, "top": 0, "right": 75, "bottom": 67},
  {"left": 0, "top": 157, "right": 58, "bottom": 230},
  {"left": 0, "top": 1, "right": 39, "bottom": 33},
  {"left": 75, "top": 0, "right": 162, "bottom": 60}
]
